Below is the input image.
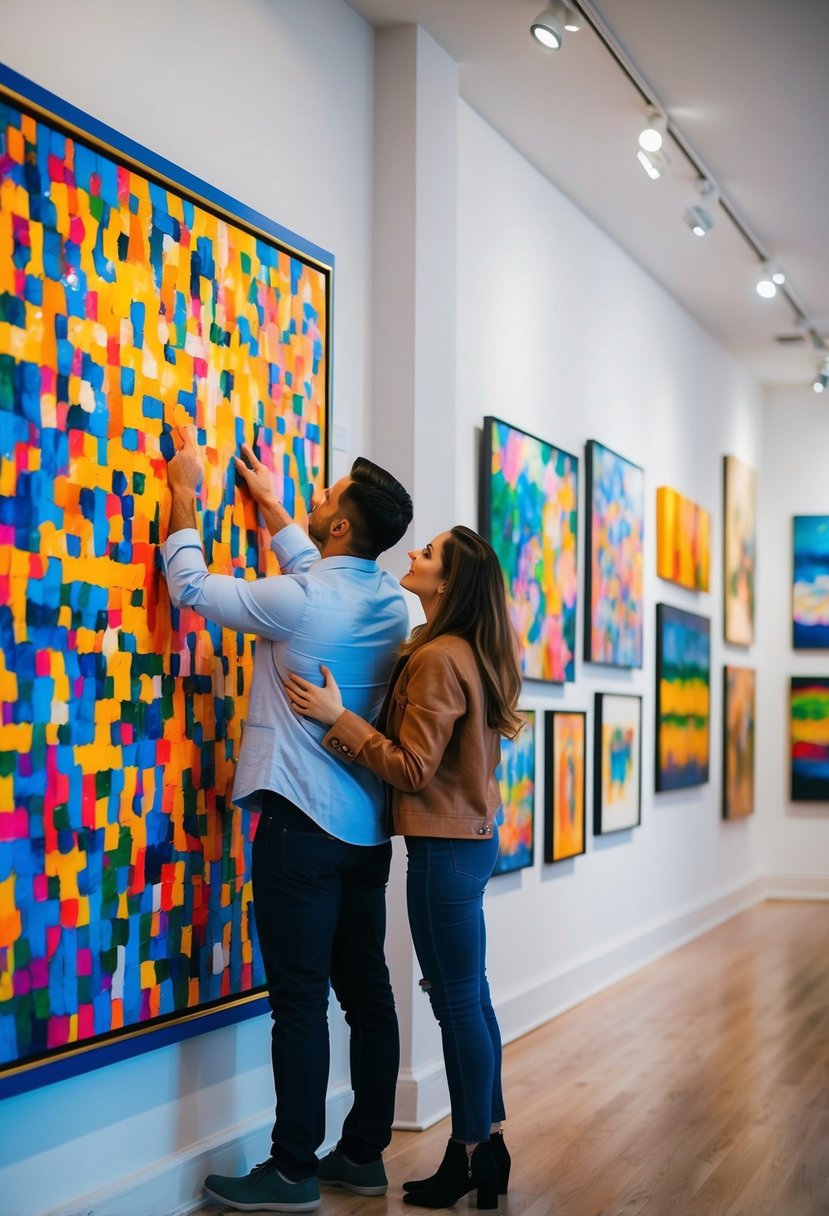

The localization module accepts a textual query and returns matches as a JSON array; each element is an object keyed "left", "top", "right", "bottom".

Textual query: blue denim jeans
[
  {"left": 252, "top": 792, "right": 399, "bottom": 1179},
  {"left": 405, "top": 829, "right": 506, "bottom": 1143}
]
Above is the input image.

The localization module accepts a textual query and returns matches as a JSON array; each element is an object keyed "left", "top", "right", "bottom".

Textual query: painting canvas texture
[
  {"left": 723, "top": 667, "right": 755, "bottom": 819},
  {"left": 655, "top": 605, "right": 710, "bottom": 791},
  {"left": 723, "top": 456, "right": 756, "bottom": 645},
  {"left": 0, "top": 77, "right": 330, "bottom": 1081},
  {"left": 593, "top": 693, "right": 641, "bottom": 834},
  {"left": 544, "top": 711, "right": 586, "bottom": 862},
  {"left": 493, "top": 711, "right": 535, "bottom": 874},
  {"left": 656, "top": 486, "right": 711, "bottom": 591},
  {"left": 481, "top": 417, "right": 578, "bottom": 683},
  {"left": 792, "top": 515, "right": 829, "bottom": 648},
  {"left": 584, "top": 440, "right": 644, "bottom": 667},
  {"left": 790, "top": 678, "right": 829, "bottom": 801}
]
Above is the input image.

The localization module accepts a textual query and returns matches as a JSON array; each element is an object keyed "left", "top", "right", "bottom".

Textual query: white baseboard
[
  {"left": 393, "top": 1061, "right": 450, "bottom": 1130},
  {"left": 763, "top": 872, "right": 829, "bottom": 900},
  {"left": 47, "top": 1085, "right": 353, "bottom": 1216}
]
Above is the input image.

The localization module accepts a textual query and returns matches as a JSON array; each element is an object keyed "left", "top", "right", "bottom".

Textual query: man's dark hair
[{"left": 339, "top": 457, "right": 413, "bottom": 559}]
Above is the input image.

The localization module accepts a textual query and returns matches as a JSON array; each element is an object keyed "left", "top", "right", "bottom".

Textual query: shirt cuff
[{"left": 160, "top": 528, "right": 206, "bottom": 567}]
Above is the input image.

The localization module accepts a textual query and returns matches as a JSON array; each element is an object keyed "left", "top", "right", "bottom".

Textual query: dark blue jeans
[
  {"left": 252, "top": 792, "right": 399, "bottom": 1180},
  {"left": 405, "top": 829, "right": 506, "bottom": 1143}
]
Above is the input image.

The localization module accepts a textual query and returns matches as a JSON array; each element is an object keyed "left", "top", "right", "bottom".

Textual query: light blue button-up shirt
[{"left": 160, "top": 524, "right": 410, "bottom": 844}]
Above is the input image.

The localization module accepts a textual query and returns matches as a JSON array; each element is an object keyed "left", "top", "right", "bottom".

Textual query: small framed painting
[
  {"left": 655, "top": 604, "right": 711, "bottom": 792},
  {"left": 723, "top": 455, "right": 757, "bottom": 646},
  {"left": 790, "top": 677, "right": 829, "bottom": 801},
  {"left": 593, "top": 694, "right": 642, "bottom": 835},
  {"left": 493, "top": 711, "right": 536, "bottom": 874},
  {"left": 723, "top": 667, "right": 756, "bottom": 819},
  {"left": 480, "top": 417, "right": 578, "bottom": 682},
  {"left": 792, "top": 515, "right": 829, "bottom": 648},
  {"left": 544, "top": 711, "right": 587, "bottom": 862},
  {"left": 656, "top": 486, "right": 711, "bottom": 592},
  {"left": 584, "top": 440, "right": 645, "bottom": 668}
]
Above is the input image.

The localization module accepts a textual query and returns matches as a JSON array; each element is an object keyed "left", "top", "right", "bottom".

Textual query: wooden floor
[{"left": 200, "top": 900, "right": 829, "bottom": 1216}]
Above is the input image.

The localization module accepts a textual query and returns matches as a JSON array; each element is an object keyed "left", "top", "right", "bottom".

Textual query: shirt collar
[{"left": 314, "top": 555, "right": 379, "bottom": 573}]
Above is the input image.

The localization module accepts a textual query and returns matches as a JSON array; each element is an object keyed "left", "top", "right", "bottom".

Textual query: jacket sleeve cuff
[{"left": 323, "top": 710, "right": 375, "bottom": 765}]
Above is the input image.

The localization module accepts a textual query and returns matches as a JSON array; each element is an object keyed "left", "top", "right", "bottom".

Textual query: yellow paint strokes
[
  {"left": 0, "top": 722, "right": 32, "bottom": 752},
  {"left": 60, "top": 555, "right": 145, "bottom": 591},
  {"left": 72, "top": 742, "right": 124, "bottom": 770},
  {"left": 0, "top": 873, "right": 23, "bottom": 948}
]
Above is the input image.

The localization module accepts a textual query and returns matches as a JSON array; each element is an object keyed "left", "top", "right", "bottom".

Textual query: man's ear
[{"left": 331, "top": 518, "right": 350, "bottom": 536}]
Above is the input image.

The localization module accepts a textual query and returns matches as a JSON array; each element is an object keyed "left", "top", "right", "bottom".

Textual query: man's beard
[{"left": 307, "top": 512, "right": 329, "bottom": 550}]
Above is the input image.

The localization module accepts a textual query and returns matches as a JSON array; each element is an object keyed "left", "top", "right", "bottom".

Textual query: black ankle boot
[
  {"left": 403, "top": 1138, "right": 499, "bottom": 1209},
  {"left": 403, "top": 1132, "right": 511, "bottom": 1196}
]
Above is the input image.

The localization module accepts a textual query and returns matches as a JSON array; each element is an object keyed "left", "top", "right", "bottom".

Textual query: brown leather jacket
[{"left": 322, "top": 634, "right": 503, "bottom": 838}]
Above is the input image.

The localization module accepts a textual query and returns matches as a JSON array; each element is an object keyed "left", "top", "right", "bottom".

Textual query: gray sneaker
[
  {"left": 317, "top": 1145, "right": 388, "bottom": 1196},
  {"left": 204, "top": 1160, "right": 320, "bottom": 1211}
]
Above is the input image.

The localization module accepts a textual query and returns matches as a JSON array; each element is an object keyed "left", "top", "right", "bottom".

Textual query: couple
[{"left": 162, "top": 429, "right": 522, "bottom": 1213}]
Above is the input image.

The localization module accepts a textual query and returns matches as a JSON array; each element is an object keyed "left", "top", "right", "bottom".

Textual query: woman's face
[{"left": 401, "top": 531, "right": 451, "bottom": 612}]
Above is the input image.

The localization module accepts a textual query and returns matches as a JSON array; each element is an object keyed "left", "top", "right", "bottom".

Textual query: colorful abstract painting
[
  {"left": 480, "top": 417, "right": 578, "bottom": 683},
  {"left": 656, "top": 486, "right": 711, "bottom": 592},
  {"left": 792, "top": 515, "right": 829, "bottom": 648},
  {"left": 723, "top": 456, "right": 756, "bottom": 646},
  {"left": 0, "top": 70, "right": 331, "bottom": 1088},
  {"left": 493, "top": 711, "right": 535, "bottom": 875},
  {"left": 655, "top": 605, "right": 710, "bottom": 791},
  {"left": 790, "top": 678, "right": 829, "bottom": 801},
  {"left": 723, "top": 667, "right": 755, "bottom": 819},
  {"left": 584, "top": 440, "right": 644, "bottom": 668},
  {"left": 544, "top": 711, "right": 586, "bottom": 862},
  {"left": 593, "top": 693, "right": 641, "bottom": 834}
]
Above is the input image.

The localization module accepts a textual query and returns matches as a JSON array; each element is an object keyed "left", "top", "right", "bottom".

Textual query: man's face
[{"left": 308, "top": 475, "right": 352, "bottom": 547}]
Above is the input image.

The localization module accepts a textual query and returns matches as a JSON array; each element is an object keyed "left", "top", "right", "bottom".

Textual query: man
[{"left": 161, "top": 427, "right": 413, "bottom": 1213}]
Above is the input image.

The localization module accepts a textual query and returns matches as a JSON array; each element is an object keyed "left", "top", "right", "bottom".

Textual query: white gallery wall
[{"left": 0, "top": 2, "right": 824, "bottom": 1215}]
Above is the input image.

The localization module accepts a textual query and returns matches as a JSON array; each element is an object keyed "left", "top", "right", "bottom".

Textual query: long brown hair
[{"left": 400, "top": 525, "right": 524, "bottom": 737}]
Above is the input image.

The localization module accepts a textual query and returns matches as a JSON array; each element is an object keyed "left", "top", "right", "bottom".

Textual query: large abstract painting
[
  {"left": 656, "top": 486, "right": 711, "bottom": 592},
  {"left": 593, "top": 693, "right": 642, "bottom": 835},
  {"left": 723, "top": 666, "right": 755, "bottom": 819},
  {"left": 790, "top": 677, "right": 829, "bottom": 802},
  {"left": 480, "top": 417, "right": 578, "bottom": 683},
  {"left": 493, "top": 711, "right": 535, "bottom": 875},
  {"left": 655, "top": 605, "right": 710, "bottom": 792},
  {"left": 723, "top": 456, "right": 756, "bottom": 646},
  {"left": 792, "top": 515, "right": 829, "bottom": 648},
  {"left": 0, "top": 68, "right": 331, "bottom": 1090},
  {"left": 584, "top": 440, "right": 644, "bottom": 668},
  {"left": 544, "top": 711, "right": 586, "bottom": 862}
]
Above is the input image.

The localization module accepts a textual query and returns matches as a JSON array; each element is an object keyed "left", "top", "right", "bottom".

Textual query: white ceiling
[{"left": 346, "top": 0, "right": 829, "bottom": 388}]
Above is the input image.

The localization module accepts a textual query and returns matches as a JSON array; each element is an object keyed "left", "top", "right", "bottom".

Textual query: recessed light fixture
[{"left": 755, "top": 263, "right": 779, "bottom": 299}]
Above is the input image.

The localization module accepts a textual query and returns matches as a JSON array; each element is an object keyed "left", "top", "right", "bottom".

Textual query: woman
[{"left": 286, "top": 525, "right": 522, "bottom": 1211}]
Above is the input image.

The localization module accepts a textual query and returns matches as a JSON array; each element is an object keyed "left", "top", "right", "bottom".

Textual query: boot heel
[
  {"left": 476, "top": 1184, "right": 499, "bottom": 1209},
  {"left": 499, "top": 1162, "right": 511, "bottom": 1193}
]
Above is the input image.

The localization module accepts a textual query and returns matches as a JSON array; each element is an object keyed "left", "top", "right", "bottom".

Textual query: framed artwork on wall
[
  {"left": 790, "top": 677, "right": 829, "bottom": 801},
  {"left": 584, "top": 440, "right": 644, "bottom": 668},
  {"left": 723, "top": 455, "right": 757, "bottom": 645},
  {"left": 723, "top": 666, "right": 756, "bottom": 819},
  {"left": 544, "top": 711, "right": 586, "bottom": 863},
  {"left": 0, "top": 66, "right": 332, "bottom": 1094},
  {"left": 593, "top": 693, "right": 642, "bottom": 835},
  {"left": 792, "top": 515, "right": 829, "bottom": 648},
  {"left": 480, "top": 417, "right": 578, "bottom": 683},
  {"left": 493, "top": 710, "right": 536, "bottom": 875},
  {"left": 655, "top": 486, "right": 711, "bottom": 592},
  {"left": 655, "top": 604, "right": 710, "bottom": 792}
]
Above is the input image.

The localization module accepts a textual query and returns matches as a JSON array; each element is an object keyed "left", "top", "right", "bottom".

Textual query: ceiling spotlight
[
  {"left": 683, "top": 180, "right": 718, "bottom": 237},
  {"left": 814, "top": 358, "right": 829, "bottom": 394},
  {"left": 755, "top": 263, "right": 778, "bottom": 299},
  {"left": 530, "top": 2, "right": 581, "bottom": 49},
  {"left": 639, "top": 110, "right": 667, "bottom": 153},
  {"left": 637, "top": 145, "right": 670, "bottom": 180},
  {"left": 772, "top": 269, "right": 786, "bottom": 286}
]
